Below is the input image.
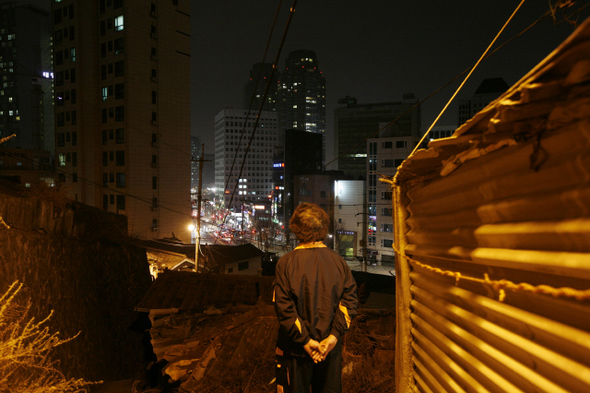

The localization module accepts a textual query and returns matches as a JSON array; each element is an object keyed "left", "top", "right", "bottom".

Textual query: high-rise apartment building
[
  {"left": 214, "top": 108, "right": 278, "bottom": 211},
  {"left": 334, "top": 94, "right": 421, "bottom": 180},
  {"left": 243, "top": 62, "right": 277, "bottom": 112},
  {"left": 52, "top": 0, "right": 191, "bottom": 241},
  {"left": 276, "top": 50, "right": 325, "bottom": 146},
  {"left": 0, "top": 1, "right": 53, "bottom": 151}
]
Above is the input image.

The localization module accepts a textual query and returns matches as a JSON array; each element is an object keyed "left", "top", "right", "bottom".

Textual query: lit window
[
  {"left": 58, "top": 153, "right": 66, "bottom": 167},
  {"left": 114, "top": 15, "right": 124, "bottom": 31},
  {"left": 102, "top": 87, "right": 108, "bottom": 101}
]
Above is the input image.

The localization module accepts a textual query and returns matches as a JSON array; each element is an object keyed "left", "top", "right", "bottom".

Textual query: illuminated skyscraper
[
  {"left": 243, "top": 62, "right": 277, "bottom": 112},
  {"left": 214, "top": 108, "right": 278, "bottom": 211},
  {"left": 276, "top": 50, "right": 326, "bottom": 149},
  {"left": 52, "top": 0, "right": 191, "bottom": 241}
]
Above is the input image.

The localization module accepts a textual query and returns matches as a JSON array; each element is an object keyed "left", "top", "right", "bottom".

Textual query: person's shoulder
[
  {"left": 277, "top": 249, "right": 298, "bottom": 265},
  {"left": 322, "top": 248, "right": 353, "bottom": 270}
]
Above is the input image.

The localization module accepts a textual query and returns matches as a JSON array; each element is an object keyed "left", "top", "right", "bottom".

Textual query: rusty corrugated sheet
[{"left": 394, "top": 17, "right": 590, "bottom": 393}]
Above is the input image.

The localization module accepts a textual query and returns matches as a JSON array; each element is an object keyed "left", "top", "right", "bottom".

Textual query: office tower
[
  {"left": 243, "top": 62, "right": 277, "bottom": 112},
  {"left": 52, "top": 0, "right": 191, "bottom": 241},
  {"left": 334, "top": 94, "right": 421, "bottom": 180},
  {"left": 272, "top": 128, "right": 322, "bottom": 228},
  {"left": 276, "top": 50, "right": 325, "bottom": 146},
  {"left": 214, "top": 108, "right": 278, "bottom": 211},
  {"left": 458, "top": 77, "right": 508, "bottom": 125},
  {"left": 0, "top": 1, "right": 53, "bottom": 151}
]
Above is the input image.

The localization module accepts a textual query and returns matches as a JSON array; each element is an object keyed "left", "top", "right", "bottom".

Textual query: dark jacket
[{"left": 273, "top": 244, "right": 358, "bottom": 356}]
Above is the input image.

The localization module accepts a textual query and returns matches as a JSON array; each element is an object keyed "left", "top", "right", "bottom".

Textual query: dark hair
[{"left": 289, "top": 203, "right": 329, "bottom": 243}]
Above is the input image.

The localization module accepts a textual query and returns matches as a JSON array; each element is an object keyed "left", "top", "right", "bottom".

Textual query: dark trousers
[{"left": 276, "top": 341, "right": 343, "bottom": 393}]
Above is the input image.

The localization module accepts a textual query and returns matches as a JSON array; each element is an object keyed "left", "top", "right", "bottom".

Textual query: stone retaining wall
[{"left": 0, "top": 181, "right": 153, "bottom": 381}]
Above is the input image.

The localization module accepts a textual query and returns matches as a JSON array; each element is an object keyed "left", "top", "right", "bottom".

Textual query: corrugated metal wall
[{"left": 394, "top": 18, "right": 590, "bottom": 393}]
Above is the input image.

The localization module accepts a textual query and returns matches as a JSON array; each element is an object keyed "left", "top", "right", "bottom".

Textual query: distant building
[
  {"left": 294, "top": 171, "right": 344, "bottom": 216},
  {"left": 214, "top": 108, "right": 278, "bottom": 211},
  {"left": 458, "top": 77, "right": 509, "bottom": 125},
  {"left": 276, "top": 50, "right": 326, "bottom": 154},
  {"left": 334, "top": 180, "right": 365, "bottom": 259},
  {"left": 273, "top": 129, "right": 323, "bottom": 229},
  {"left": 428, "top": 124, "right": 456, "bottom": 141},
  {"left": 294, "top": 170, "right": 347, "bottom": 248},
  {"left": 0, "top": 1, "right": 53, "bottom": 152},
  {"left": 367, "top": 124, "right": 422, "bottom": 265},
  {"left": 243, "top": 62, "right": 278, "bottom": 112},
  {"left": 52, "top": 0, "right": 192, "bottom": 241},
  {"left": 334, "top": 94, "right": 421, "bottom": 180}
]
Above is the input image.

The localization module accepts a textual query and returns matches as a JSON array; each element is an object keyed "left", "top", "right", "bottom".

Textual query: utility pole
[
  {"left": 363, "top": 188, "right": 368, "bottom": 273},
  {"left": 195, "top": 144, "right": 205, "bottom": 271}
]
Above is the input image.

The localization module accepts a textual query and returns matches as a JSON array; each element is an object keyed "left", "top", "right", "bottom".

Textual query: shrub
[{"left": 0, "top": 282, "right": 100, "bottom": 393}]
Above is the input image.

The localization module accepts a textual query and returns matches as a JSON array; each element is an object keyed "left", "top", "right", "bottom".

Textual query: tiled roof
[
  {"left": 203, "top": 243, "right": 265, "bottom": 265},
  {"left": 146, "top": 302, "right": 395, "bottom": 392},
  {"left": 136, "top": 270, "right": 396, "bottom": 391},
  {"left": 134, "top": 240, "right": 265, "bottom": 265},
  {"left": 135, "top": 270, "right": 274, "bottom": 312}
]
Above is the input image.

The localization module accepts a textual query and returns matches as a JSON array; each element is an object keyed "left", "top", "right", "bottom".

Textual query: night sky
[
  {"left": 191, "top": 1, "right": 590, "bottom": 167},
  {"left": 26, "top": 0, "right": 590, "bottom": 166}
]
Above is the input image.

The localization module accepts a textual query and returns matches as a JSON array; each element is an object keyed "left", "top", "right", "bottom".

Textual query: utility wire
[
  {"left": 320, "top": 3, "right": 579, "bottom": 176},
  {"left": 225, "top": 0, "right": 298, "bottom": 212},
  {"left": 215, "top": 0, "right": 284, "bottom": 242},
  {"left": 220, "top": 0, "right": 297, "bottom": 227},
  {"left": 214, "top": 0, "right": 296, "bottom": 246},
  {"left": 5, "top": 2, "right": 584, "bottom": 235},
  {"left": 409, "top": 0, "right": 527, "bottom": 157},
  {"left": 223, "top": 0, "right": 283, "bottom": 194}
]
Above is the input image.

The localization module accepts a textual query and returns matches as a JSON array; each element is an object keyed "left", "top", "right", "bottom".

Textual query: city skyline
[
  {"left": 191, "top": 1, "right": 590, "bottom": 167},
  {"left": 15, "top": 0, "right": 590, "bottom": 168}
]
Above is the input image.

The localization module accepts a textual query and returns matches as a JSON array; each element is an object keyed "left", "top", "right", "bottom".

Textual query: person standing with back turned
[{"left": 273, "top": 203, "right": 358, "bottom": 393}]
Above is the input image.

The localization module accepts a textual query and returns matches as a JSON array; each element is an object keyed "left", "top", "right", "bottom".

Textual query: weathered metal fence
[{"left": 393, "top": 18, "right": 590, "bottom": 393}]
